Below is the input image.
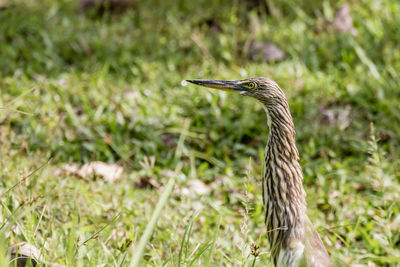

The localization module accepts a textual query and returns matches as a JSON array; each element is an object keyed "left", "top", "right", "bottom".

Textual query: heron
[{"left": 186, "top": 77, "right": 333, "bottom": 267}]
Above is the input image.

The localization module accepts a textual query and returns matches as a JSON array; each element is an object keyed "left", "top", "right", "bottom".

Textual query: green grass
[{"left": 1, "top": 0, "right": 399, "bottom": 266}]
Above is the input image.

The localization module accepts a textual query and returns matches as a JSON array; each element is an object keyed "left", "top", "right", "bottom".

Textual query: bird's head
[{"left": 186, "top": 77, "right": 286, "bottom": 105}]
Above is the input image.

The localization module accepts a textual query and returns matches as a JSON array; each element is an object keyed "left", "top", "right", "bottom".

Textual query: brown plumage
[{"left": 187, "top": 77, "right": 333, "bottom": 267}]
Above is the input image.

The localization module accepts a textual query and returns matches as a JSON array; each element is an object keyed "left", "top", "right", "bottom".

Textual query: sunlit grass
[{"left": 0, "top": 0, "right": 399, "bottom": 266}]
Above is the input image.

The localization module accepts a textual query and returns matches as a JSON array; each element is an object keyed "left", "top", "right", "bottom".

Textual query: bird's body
[{"left": 187, "top": 77, "right": 333, "bottom": 267}]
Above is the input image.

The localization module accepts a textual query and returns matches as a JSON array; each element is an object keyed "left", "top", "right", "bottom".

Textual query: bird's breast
[{"left": 276, "top": 240, "right": 306, "bottom": 267}]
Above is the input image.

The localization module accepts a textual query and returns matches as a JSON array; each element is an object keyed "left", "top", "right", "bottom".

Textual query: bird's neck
[
  {"left": 265, "top": 103, "right": 300, "bottom": 162},
  {"left": 263, "top": 102, "right": 307, "bottom": 255}
]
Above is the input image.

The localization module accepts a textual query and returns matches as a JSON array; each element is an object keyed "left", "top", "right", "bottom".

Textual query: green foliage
[{"left": 0, "top": 0, "right": 399, "bottom": 266}]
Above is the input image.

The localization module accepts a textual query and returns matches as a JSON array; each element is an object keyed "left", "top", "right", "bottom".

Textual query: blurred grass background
[{"left": 0, "top": 0, "right": 399, "bottom": 266}]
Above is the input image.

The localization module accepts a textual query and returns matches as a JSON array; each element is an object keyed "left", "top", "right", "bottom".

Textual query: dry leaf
[
  {"left": 333, "top": 4, "right": 357, "bottom": 35},
  {"left": 134, "top": 176, "right": 160, "bottom": 189},
  {"left": 248, "top": 41, "right": 286, "bottom": 62},
  {"left": 174, "top": 179, "right": 210, "bottom": 197},
  {"left": 187, "top": 179, "right": 210, "bottom": 196},
  {"left": 60, "top": 161, "right": 123, "bottom": 182},
  {"left": 80, "top": 161, "right": 123, "bottom": 182},
  {"left": 10, "top": 242, "right": 44, "bottom": 266},
  {"left": 161, "top": 133, "right": 177, "bottom": 148},
  {"left": 0, "top": 2, "right": 12, "bottom": 10},
  {"left": 319, "top": 105, "right": 352, "bottom": 130},
  {"left": 161, "top": 170, "right": 175, "bottom": 178}
]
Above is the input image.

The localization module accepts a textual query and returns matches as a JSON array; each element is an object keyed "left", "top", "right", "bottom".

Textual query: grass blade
[
  {"left": 129, "top": 176, "right": 176, "bottom": 267},
  {"left": 188, "top": 243, "right": 212, "bottom": 267},
  {"left": 206, "top": 213, "right": 221, "bottom": 267},
  {"left": 0, "top": 158, "right": 52, "bottom": 198},
  {"left": 178, "top": 210, "right": 200, "bottom": 267}
]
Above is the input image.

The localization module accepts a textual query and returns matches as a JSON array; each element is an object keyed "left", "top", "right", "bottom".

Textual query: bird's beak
[{"left": 186, "top": 79, "right": 243, "bottom": 92}]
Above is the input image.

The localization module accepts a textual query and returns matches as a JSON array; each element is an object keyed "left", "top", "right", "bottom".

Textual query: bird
[{"left": 186, "top": 77, "right": 333, "bottom": 267}]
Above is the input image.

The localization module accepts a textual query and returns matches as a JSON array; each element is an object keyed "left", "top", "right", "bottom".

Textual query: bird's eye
[{"left": 247, "top": 82, "right": 256, "bottom": 89}]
